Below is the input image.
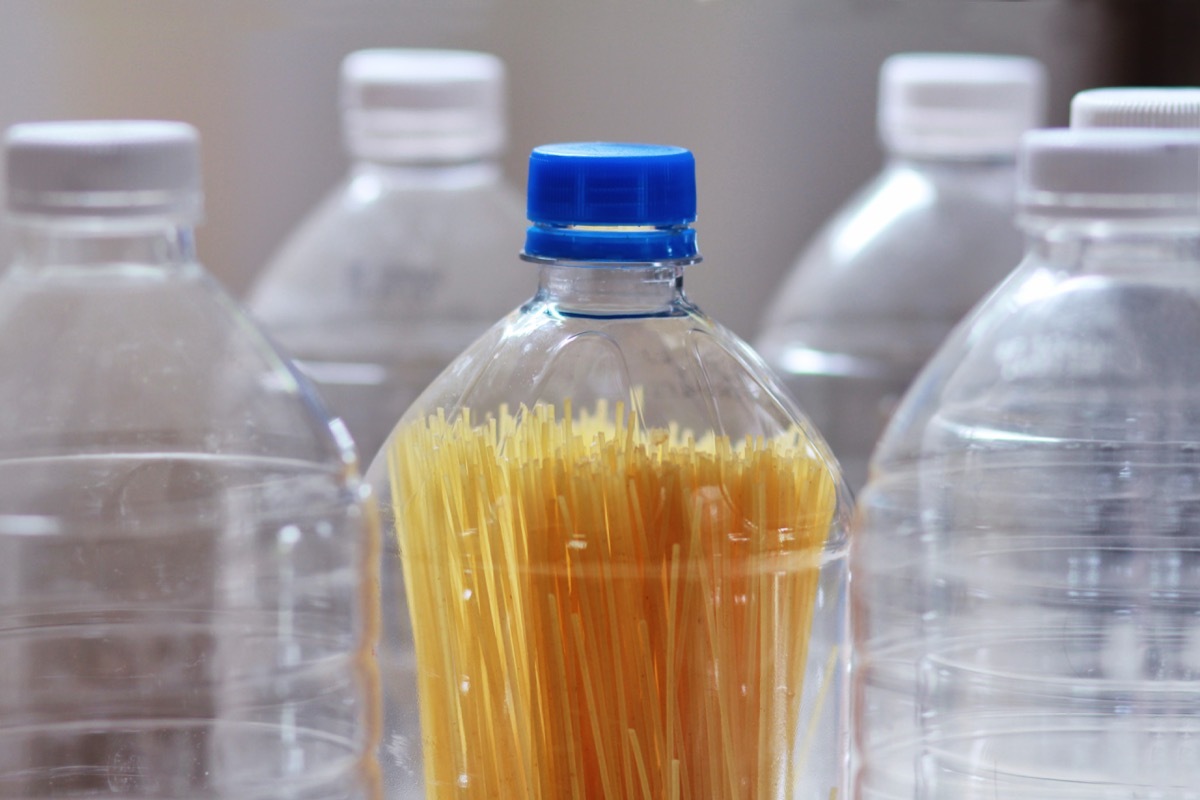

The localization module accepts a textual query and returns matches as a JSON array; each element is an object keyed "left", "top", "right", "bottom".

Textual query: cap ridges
[
  {"left": 879, "top": 52, "right": 1047, "bottom": 158},
  {"left": 1018, "top": 128, "right": 1200, "bottom": 221},
  {"left": 523, "top": 142, "right": 699, "bottom": 263},
  {"left": 5, "top": 120, "right": 201, "bottom": 219},
  {"left": 340, "top": 48, "right": 506, "bottom": 163},
  {"left": 1071, "top": 87, "right": 1200, "bottom": 130}
]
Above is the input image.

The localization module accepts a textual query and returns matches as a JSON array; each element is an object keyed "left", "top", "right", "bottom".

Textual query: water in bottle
[
  {"left": 368, "top": 142, "right": 852, "bottom": 798},
  {"left": 249, "top": 48, "right": 527, "bottom": 464},
  {"left": 0, "top": 120, "right": 380, "bottom": 798},
  {"left": 853, "top": 128, "right": 1200, "bottom": 798},
  {"left": 754, "top": 52, "right": 1046, "bottom": 491}
]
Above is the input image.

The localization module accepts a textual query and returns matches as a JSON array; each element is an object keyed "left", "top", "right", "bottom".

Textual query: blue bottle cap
[
  {"left": 526, "top": 143, "right": 696, "bottom": 226},
  {"left": 523, "top": 143, "right": 699, "bottom": 263}
]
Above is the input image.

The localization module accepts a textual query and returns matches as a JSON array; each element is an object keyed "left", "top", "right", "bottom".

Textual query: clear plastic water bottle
[
  {"left": 754, "top": 53, "right": 1046, "bottom": 491},
  {"left": 853, "top": 128, "right": 1200, "bottom": 799},
  {"left": 248, "top": 48, "right": 527, "bottom": 464},
  {"left": 1072, "top": 86, "right": 1200, "bottom": 129},
  {"left": 368, "top": 143, "right": 852, "bottom": 798},
  {"left": 0, "top": 120, "right": 380, "bottom": 798}
]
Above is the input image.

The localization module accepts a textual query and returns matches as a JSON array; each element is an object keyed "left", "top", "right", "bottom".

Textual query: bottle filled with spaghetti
[{"left": 367, "top": 142, "right": 851, "bottom": 798}]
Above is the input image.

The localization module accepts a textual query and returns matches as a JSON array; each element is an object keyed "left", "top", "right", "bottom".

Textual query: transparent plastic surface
[
  {"left": 755, "top": 157, "right": 1024, "bottom": 491},
  {"left": 0, "top": 220, "right": 380, "bottom": 798},
  {"left": 853, "top": 226, "right": 1200, "bottom": 798},
  {"left": 367, "top": 262, "right": 851, "bottom": 798},
  {"left": 249, "top": 162, "right": 527, "bottom": 463}
]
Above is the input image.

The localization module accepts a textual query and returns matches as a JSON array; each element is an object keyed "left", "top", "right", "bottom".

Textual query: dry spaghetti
[{"left": 388, "top": 399, "right": 837, "bottom": 799}]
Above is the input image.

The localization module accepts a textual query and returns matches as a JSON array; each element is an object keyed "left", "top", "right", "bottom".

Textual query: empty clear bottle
[
  {"left": 0, "top": 120, "right": 380, "bottom": 798},
  {"left": 368, "top": 143, "right": 851, "bottom": 798},
  {"left": 248, "top": 48, "right": 527, "bottom": 464},
  {"left": 754, "top": 53, "right": 1046, "bottom": 491},
  {"left": 853, "top": 129, "right": 1200, "bottom": 798}
]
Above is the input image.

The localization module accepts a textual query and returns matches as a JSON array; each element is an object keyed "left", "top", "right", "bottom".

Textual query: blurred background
[{"left": 0, "top": 0, "right": 1196, "bottom": 339}]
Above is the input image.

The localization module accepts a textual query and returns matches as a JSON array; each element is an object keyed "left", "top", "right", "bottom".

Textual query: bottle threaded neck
[{"left": 522, "top": 223, "right": 699, "bottom": 265}]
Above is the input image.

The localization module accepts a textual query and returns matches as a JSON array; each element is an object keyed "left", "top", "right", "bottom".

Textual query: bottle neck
[
  {"left": 534, "top": 263, "right": 687, "bottom": 317},
  {"left": 885, "top": 150, "right": 1017, "bottom": 173},
  {"left": 9, "top": 217, "right": 196, "bottom": 273},
  {"left": 348, "top": 157, "right": 502, "bottom": 190},
  {"left": 1025, "top": 219, "right": 1200, "bottom": 269}
]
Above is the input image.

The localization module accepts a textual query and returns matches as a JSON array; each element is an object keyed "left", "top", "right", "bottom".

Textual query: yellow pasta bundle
[{"left": 388, "top": 399, "right": 837, "bottom": 799}]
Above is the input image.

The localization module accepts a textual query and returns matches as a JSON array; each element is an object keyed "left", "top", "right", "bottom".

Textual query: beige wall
[{"left": 0, "top": 0, "right": 1109, "bottom": 338}]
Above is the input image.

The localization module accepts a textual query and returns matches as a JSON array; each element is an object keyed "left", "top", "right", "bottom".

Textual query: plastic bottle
[
  {"left": 1071, "top": 86, "right": 1200, "bottom": 129},
  {"left": 0, "top": 120, "right": 380, "bottom": 798},
  {"left": 248, "top": 48, "right": 527, "bottom": 464},
  {"left": 754, "top": 52, "right": 1046, "bottom": 491},
  {"left": 367, "top": 142, "right": 851, "bottom": 798},
  {"left": 853, "top": 129, "right": 1200, "bottom": 798}
]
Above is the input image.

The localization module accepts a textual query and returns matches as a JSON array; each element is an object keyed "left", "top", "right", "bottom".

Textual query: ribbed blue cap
[{"left": 524, "top": 142, "right": 698, "bottom": 262}]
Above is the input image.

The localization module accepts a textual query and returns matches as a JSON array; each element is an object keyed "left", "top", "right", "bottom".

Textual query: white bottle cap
[
  {"left": 5, "top": 120, "right": 201, "bottom": 220},
  {"left": 1070, "top": 87, "right": 1200, "bottom": 130},
  {"left": 341, "top": 48, "right": 506, "bottom": 163},
  {"left": 1017, "top": 128, "right": 1200, "bottom": 221},
  {"left": 879, "top": 52, "right": 1047, "bottom": 159}
]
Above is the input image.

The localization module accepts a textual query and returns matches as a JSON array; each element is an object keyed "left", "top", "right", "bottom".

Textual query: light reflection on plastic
[
  {"left": 831, "top": 169, "right": 933, "bottom": 263},
  {"left": 780, "top": 345, "right": 880, "bottom": 378},
  {"left": 1011, "top": 267, "right": 1061, "bottom": 307},
  {"left": 349, "top": 175, "right": 383, "bottom": 206}
]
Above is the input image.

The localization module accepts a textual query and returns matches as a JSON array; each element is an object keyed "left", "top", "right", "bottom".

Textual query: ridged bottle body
[
  {"left": 755, "top": 158, "right": 1023, "bottom": 491},
  {"left": 369, "top": 263, "right": 851, "bottom": 799},
  {"left": 853, "top": 229, "right": 1200, "bottom": 798},
  {"left": 249, "top": 161, "right": 527, "bottom": 464},
  {"left": 0, "top": 223, "right": 380, "bottom": 798}
]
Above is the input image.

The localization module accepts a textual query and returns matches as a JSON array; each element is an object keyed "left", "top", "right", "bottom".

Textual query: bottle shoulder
[
  {"left": 760, "top": 163, "right": 1023, "bottom": 331},
  {"left": 247, "top": 172, "right": 529, "bottom": 339},
  {"left": 286, "top": 168, "right": 524, "bottom": 231},
  {"left": 869, "top": 255, "right": 1200, "bottom": 476},
  {"left": 381, "top": 297, "right": 836, "bottom": 454},
  {"left": 0, "top": 263, "right": 354, "bottom": 469},
  {"left": 366, "top": 296, "right": 851, "bottom": 541}
]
